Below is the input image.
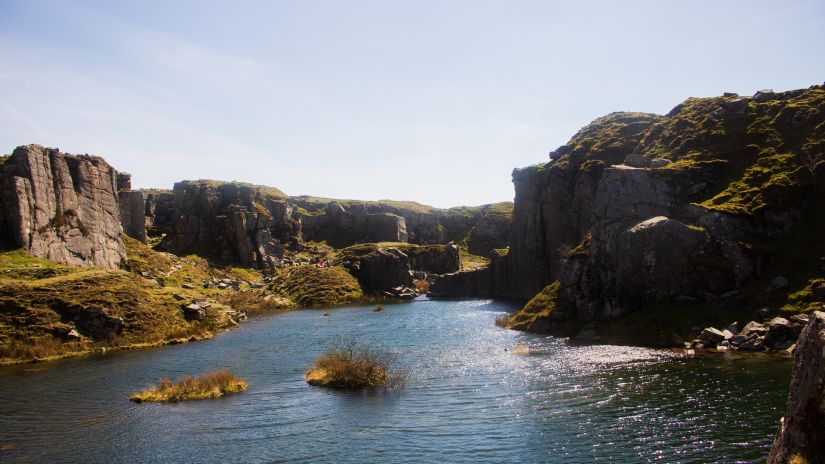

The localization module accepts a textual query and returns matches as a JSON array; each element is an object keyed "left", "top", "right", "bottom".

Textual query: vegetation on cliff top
[
  {"left": 643, "top": 88, "right": 825, "bottom": 216},
  {"left": 130, "top": 370, "right": 247, "bottom": 402},
  {"left": 546, "top": 112, "right": 661, "bottom": 168},
  {"left": 175, "top": 179, "right": 287, "bottom": 198},
  {"left": 306, "top": 337, "right": 403, "bottom": 390}
]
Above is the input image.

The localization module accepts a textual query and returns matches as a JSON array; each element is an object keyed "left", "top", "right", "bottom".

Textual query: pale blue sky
[{"left": 1, "top": 1, "right": 823, "bottom": 207}]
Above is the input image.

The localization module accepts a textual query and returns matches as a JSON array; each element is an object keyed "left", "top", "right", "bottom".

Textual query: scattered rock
[
  {"left": 183, "top": 303, "right": 204, "bottom": 321},
  {"left": 649, "top": 158, "right": 672, "bottom": 168},
  {"left": 623, "top": 153, "right": 651, "bottom": 168},
  {"left": 767, "top": 276, "right": 789, "bottom": 292},
  {"left": 700, "top": 327, "right": 729, "bottom": 345},
  {"left": 753, "top": 89, "right": 775, "bottom": 102},
  {"left": 726, "top": 322, "right": 739, "bottom": 334},
  {"left": 756, "top": 307, "right": 773, "bottom": 319},
  {"left": 740, "top": 321, "right": 768, "bottom": 338},
  {"left": 66, "top": 329, "right": 80, "bottom": 341}
]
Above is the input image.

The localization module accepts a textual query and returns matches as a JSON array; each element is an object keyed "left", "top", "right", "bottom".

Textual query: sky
[{"left": 1, "top": 1, "right": 824, "bottom": 208}]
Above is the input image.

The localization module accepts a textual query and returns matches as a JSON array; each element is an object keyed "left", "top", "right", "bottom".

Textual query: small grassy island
[
  {"left": 306, "top": 338, "right": 403, "bottom": 390},
  {"left": 129, "top": 370, "right": 247, "bottom": 403}
]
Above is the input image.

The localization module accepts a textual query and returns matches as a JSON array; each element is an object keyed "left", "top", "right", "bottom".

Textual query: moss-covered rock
[
  {"left": 267, "top": 265, "right": 363, "bottom": 306},
  {"left": 487, "top": 85, "right": 825, "bottom": 343}
]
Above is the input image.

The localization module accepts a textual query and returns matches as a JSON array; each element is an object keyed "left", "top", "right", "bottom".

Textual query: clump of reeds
[
  {"left": 306, "top": 337, "right": 404, "bottom": 390},
  {"left": 130, "top": 369, "right": 247, "bottom": 402}
]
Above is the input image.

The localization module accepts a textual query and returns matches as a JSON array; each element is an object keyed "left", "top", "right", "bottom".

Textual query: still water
[{"left": 0, "top": 299, "right": 791, "bottom": 463}]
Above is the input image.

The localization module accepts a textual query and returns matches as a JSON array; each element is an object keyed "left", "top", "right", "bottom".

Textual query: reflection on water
[{"left": 0, "top": 298, "right": 791, "bottom": 463}]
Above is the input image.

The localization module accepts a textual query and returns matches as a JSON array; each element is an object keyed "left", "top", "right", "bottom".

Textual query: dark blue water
[{"left": 0, "top": 299, "right": 791, "bottom": 463}]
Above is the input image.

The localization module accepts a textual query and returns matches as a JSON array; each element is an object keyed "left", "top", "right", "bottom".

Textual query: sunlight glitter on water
[{"left": 0, "top": 298, "right": 791, "bottom": 464}]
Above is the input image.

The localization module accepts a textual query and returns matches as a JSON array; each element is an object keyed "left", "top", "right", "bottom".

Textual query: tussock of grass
[
  {"left": 306, "top": 338, "right": 403, "bottom": 390},
  {"left": 130, "top": 370, "right": 247, "bottom": 403}
]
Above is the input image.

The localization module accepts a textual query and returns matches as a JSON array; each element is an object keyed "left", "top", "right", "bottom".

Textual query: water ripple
[{"left": 0, "top": 299, "right": 791, "bottom": 464}]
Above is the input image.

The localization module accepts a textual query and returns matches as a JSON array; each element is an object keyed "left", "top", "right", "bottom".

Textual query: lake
[{"left": 0, "top": 298, "right": 791, "bottom": 463}]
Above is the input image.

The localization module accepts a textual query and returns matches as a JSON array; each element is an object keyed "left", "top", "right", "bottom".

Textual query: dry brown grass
[
  {"left": 0, "top": 337, "right": 85, "bottom": 362},
  {"left": 306, "top": 337, "right": 404, "bottom": 390},
  {"left": 130, "top": 370, "right": 247, "bottom": 402}
]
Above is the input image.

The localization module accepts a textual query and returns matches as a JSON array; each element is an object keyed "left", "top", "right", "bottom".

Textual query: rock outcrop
[
  {"left": 0, "top": 145, "right": 126, "bottom": 269},
  {"left": 291, "top": 197, "right": 512, "bottom": 254},
  {"left": 155, "top": 180, "right": 300, "bottom": 267},
  {"left": 116, "top": 173, "right": 146, "bottom": 243},
  {"left": 767, "top": 311, "right": 825, "bottom": 464},
  {"left": 341, "top": 247, "right": 413, "bottom": 294},
  {"left": 436, "top": 85, "right": 825, "bottom": 339},
  {"left": 335, "top": 242, "right": 460, "bottom": 294}
]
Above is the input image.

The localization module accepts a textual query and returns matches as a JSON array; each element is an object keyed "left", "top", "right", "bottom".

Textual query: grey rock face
[
  {"left": 343, "top": 247, "right": 414, "bottom": 293},
  {"left": 118, "top": 180, "right": 146, "bottom": 243},
  {"left": 561, "top": 166, "right": 751, "bottom": 320},
  {"left": 767, "top": 312, "right": 825, "bottom": 464},
  {"left": 157, "top": 181, "right": 299, "bottom": 267},
  {"left": 428, "top": 267, "right": 495, "bottom": 298},
  {"left": 0, "top": 145, "right": 126, "bottom": 269}
]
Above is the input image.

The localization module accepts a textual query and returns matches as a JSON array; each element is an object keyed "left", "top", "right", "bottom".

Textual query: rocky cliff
[
  {"left": 155, "top": 180, "right": 300, "bottom": 268},
  {"left": 0, "top": 145, "right": 126, "bottom": 269},
  {"left": 146, "top": 184, "right": 511, "bottom": 267},
  {"left": 442, "top": 85, "right": 825, "bottom": 339},
  {"left": 291, "top": 196, "right": 512, "bottom": 254},
  {"left": 767, "top": 311, "right": 825, "bottom": 464}
]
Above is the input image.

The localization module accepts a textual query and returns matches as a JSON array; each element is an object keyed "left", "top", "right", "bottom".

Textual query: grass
[
  {"left": 305, "top": 337, "right": 403, "bottom": 390},
  {"left": 268, "top": 265, "right": 363, "bottom": 306},
  {"left": 546, "top": 112, "right": 661, "bottom": 168},
  {"left": 0, "top": 237, "right": 259, "bottom": 364},
  {"left": 129, "top": 370, "right": 247, "bottom": 402},
  {"left": 496, "top": 282, "right": 560, "bottom": 331},
  {"left": 458, "top": 243, "right": 490, "bottom": 269},
  {"left": 175, "top": 179, "right": 286, "bottom": 199}
]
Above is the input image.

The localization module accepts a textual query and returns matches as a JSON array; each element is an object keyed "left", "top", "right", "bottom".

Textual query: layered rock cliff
[
  {"left": 441, "top": 85, "right": 825, "bottom": 338},
  {"left": 0, "top": 145, "right": 126, "bottom": 269}
]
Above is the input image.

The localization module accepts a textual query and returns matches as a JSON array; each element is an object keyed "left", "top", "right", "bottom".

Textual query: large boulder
[
  {"left": 342, "top": 247, "right": 413, "bottom": 294},
  {"left": 0, "top": 145, "right": 126, "bottom": 269},
  {"left": 767, "top": 312, "right": 825, "bottom": 463}
]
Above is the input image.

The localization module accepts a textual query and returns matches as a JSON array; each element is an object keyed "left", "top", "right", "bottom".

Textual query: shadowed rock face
[
  {"left": 116, "top": 173, "right": 146, "bottom": 243},
  {"left": 767, "top": 311, "right": 825, "bottom": 464},
  {"left": 433, "top": 86, "right": 825, "bottom": 329},
  {"left": 343, "top": 247, "right": 413, "bottom": 293},
  {"left": 0, "top": 145, "right": 126, "bottom": 269}
]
